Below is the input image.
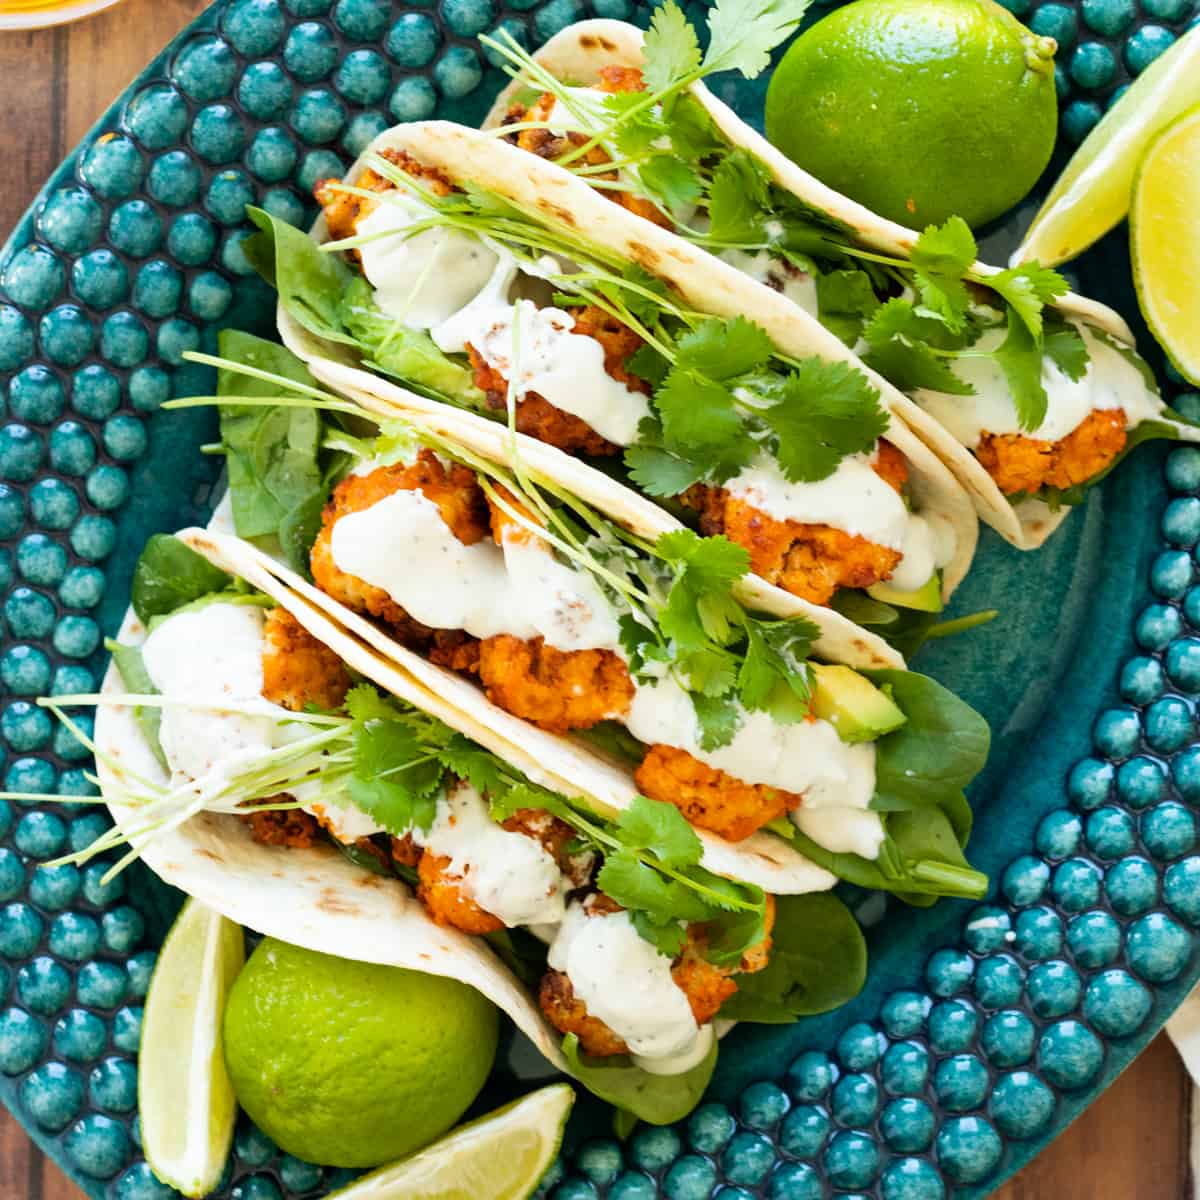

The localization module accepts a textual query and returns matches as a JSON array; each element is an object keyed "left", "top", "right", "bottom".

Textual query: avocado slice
[
  {"left": 867, "top": 573, "right": 944, "bottom": 614},
  {"left": 810, "top": 664, "right": 907, "bottom": 743}
]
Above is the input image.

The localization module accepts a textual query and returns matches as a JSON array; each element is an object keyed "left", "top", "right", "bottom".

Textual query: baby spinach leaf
[
  {"left": 561, "top": 1032, "right": 717, "bottom": 1126},
  {"left": 864, "top": 670, "right": 990, "bottom": 811},
  {"left": 338, "top": 277, "right": 486, "bottom": 408},
  {"left": 106, "top": 640, "right": 167, "bottom": 770},
  {"left": 217, "top": 329, "right": 326, "bottom": 544},
  {"left": 718, "top": 892, "right": 866, "bottom": 1022},
  {"left": 242, "top": 207, "right": 355, "bottom": 345},
  {"left": 131, "top": 535, "right": 232, "bottom": 626}
]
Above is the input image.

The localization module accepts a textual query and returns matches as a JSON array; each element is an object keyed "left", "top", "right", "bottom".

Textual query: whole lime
[
  {"left": 765, "top": 0, "right": 1059, "bottom": 229},
  {"left": 223, "top": 939, "right": 499, "bottom": 1168}
]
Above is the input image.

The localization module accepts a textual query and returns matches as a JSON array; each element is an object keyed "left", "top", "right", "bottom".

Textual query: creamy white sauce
[
  {"left": 792, "top": 805, "right": 887, "bottom": 860},
  {"left": 329, "top": 487, "right": 623, "bottom": 652},
  {"left": 463, "top": 297, "right": 652, "bottom": 447},
  {"left": 424, "top": 782, "right": 567, "bottom": 926},
  {"left": 142, "top": 604, "right": 281, "bottom": 791},
  {"left": 548, "top": 901, "right": 702, "bottom": 1063},
  {"left": 728, "top": 452, "right": 910, "bottom": 549},
  {"left": 142, "top": 603, "right": 385, "bottom": 840},
  {"left": 912, "top": 322, "right": 1163, "bottom": 447},
  {"left": 624, "top": 673, "right": 877, "bottom": 803},
  {"left": 357, "top": 193, "right": 498, "bottom": 329},
  {"left": 718, "top": 249, "right": 819, "bottom": 319}
]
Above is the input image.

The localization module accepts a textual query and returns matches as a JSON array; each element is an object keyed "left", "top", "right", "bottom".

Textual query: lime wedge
[
  {"left": 1012, "top": 24, "right": 1200, "bottom": 266},
  {"left": 1131, "top": 104, "right": 1200, "bottom": 386},
  {"left": 328, "top": 1083, "right": 575, "bottom": 1200},
  {"left": 139, "top": 898, "right": 244, "bottom": 1197}
]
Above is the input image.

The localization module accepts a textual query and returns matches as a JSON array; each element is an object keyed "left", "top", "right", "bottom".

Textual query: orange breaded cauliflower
[
  {"left": 243, "top": 807, "right": 321, "bottom": 848},
  {"left": 478, "top": 634, "right": 635, "bottom": 734},
  {"left": 538, "top": 893, "right": 776, "bottom": 1056},
  {"left": 311, "top": 451, "right": 491, "bottom": 637},
  {"left": 976, "top": 409, "right": 1127, "bottom": 497},
  {"left": 314, "top": 148, "right": 455, "bottom": 247},
  {"left": 684, "top": 441, "right": 909, "bottom": 606},
  {"left": 634, "top": 744, "right": 804, "bottom": 841},
  {"left": 260, "top": 607, "right": 351, "bottom": 713}
]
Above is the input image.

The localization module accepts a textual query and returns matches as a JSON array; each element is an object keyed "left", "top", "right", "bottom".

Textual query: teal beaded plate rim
[{"left": 2, "top": 0, "right": 1200, "bottom": 1197}]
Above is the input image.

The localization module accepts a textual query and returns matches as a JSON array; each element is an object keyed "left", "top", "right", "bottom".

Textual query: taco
[
  {"left": 71, "top": 526, "right": 868, "bottom": 1123},
  {"left": 244, "top": 120, "right": 981, "bottom": 647},
  {"left": 190, "top": 332, "right": 991, "bottom": 912},
  {"left": 474, "top": 10, "right": 1200, "bottom": 548}
]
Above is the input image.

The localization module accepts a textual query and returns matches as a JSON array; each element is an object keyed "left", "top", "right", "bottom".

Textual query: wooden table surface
[{"left": 0, "top": 1, "right": 1195, "bottom": 1196}]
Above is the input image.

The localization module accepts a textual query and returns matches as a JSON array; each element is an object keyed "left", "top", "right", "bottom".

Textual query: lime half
[
  {"left": 1131, "top": 104, "right": 1200, "bottom": 386},
  {"left": 139, "top": 899, "right": 244, "bottom": 1197},
  {"left": 1014, "top": 23, "right": 1200, "bottom": 266},
  {"left": 327, "top": 1084, "right": 575, "bottom": 1200}
]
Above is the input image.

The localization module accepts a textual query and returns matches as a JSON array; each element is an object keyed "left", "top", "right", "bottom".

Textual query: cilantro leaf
[
  {"left": 641, "top": 0, "right": 702, "bottom": 93},
  {"left": 605, "top": 93, "right": 666, "bottom": 160},
  {"left": 674, "top": 317, "right": 775, "bottom": 382},
  {"left": 666, "top": 95, "right": 723, "bottom": 162},
  {"left": 632, "top": 911, "right": 689, "bottom": 957},
  {"left": 597, "top": 851, "right": 715, "bottom": 922},
  {"left": 436, "top": 733, "right": 507, "bottom": 800},
  {"left": 815, "top": 269, "right": 881, "bottom": 345},
  {"left": 911, "top": 218, "right": 975, "bottom": 332},
  {"left": 762, "top": 359, "right": 889, "bottom": 482},
  {"left": 738, "top": 617, "right": 816, "bottom": 715},
  {"left": 863, "top": 339, "right": 974, "bottom": 395},
  {"left": 656, "top": 369, "right": 755, "bottom": 476},
  {"left": 615, "top": 795, "right": 703, "bottom": 868},
  {"left": 985, "top": 262, "right": 1069, "bottom": 338},
  {"left": 707, "top": 152, "right": 771, "bottom": 245},
  {"left": 624, "top": 444, "right": 708, "bottom": 496},
  {"left": 677, "top": 645, "right": 740, "bottom": 697},
  {"left": 638, "top": 155, "right": 704, "bottom": 213},
  {"left": 1043, "top": 316, "right": 1089, "bottom": 381},
  {"left": 656, "top": 530, "right": 749, "bottom": 648},
  {"left": 704, "top": 0, "right": 813, "bottom": 79},
  {"left": 992, "top": 308, "right": 1047, "bottom": 433},
  {"left": 690, "top": 691, "right": 741, "bottom": 751}
]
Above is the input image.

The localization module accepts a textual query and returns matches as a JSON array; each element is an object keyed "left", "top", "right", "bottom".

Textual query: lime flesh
[
  {"left": 1015, "top": 23, "right": 1200, "bottom": 267},
  {"left": 765, "top": 0, "right": 1059, "bottom": 229},
  {"left": 1131, "top": 103, "right": 1200, "bottom": 386},
  {"left": 223, "top": 938, "right": 499, "bottom": 1169},
  {"left": 139, "top": 899, "right": 244, "bottom": 1198},
  {"left": 327, "top": 1084, "right": 575, "bottom": 1200}
]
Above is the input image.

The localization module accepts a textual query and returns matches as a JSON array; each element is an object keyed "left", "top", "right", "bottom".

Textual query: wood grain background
[{"left": 0, "top": 1, "right": 1194, "bottom": 1196}]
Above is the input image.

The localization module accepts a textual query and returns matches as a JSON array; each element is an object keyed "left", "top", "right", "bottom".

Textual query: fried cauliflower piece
[
  {"left": 416, "top": 806, "right": 589, "bottom": 934},
  {"left": 244, "top": 807, "right": 321, "bottom": 848},
  {"left": 539, "top": 968, "right": 632, "bottom": 1056},
  {"left": 311, "top": 451, "right": 490, "bottom": 637},
  {"left": 635, "top": 744, "right": 804, "bottom": 841},
  {"left": 467, "top": 346, "right": 620, "bottom": 457},
  {"left": 465, "top": 305, "right": 650, "bottom": 459},
  {"left": 314, "top": 148, "right": 455, "bottom": 246},
  {"left": 684, "top": 441, "right": 909, "bottom": 606},
  {"left": 478, "top": 634, "right": 635, "bottom": 733},
  {"left": 260, "top": 607, "right": 351, "bottom": 713},
  {"left": 501, "top": 85, "right": 670, "bottom": 229},
  {"left": 418, "top": 851, "right": 506, "bottom": 934},
  {"left": 539, "top": 889, "right": 775, "bottom": 1056},
  {"left": 976, "top": 408, "right": 1127, "bottom": 497}
]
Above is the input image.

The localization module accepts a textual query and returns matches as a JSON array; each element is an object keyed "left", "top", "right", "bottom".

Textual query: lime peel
[
  {"left": 1014, "top": 23, "right": 1200, "bottom": 267},
  {"left": 326, "top": 1083, "right": 575, "bottom": 1200},
  {"left": 139, "top": 898, "right": 244, "bottom": 1198},
  {"left": 1131, "top": 103, "right": 1200, "bottom": 387}
]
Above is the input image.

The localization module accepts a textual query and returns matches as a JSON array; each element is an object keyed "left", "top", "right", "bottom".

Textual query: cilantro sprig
[{"left": 345, "top": 157, "right": 891, "bottom": 495}]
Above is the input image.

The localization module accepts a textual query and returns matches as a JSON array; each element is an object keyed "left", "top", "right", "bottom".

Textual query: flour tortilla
[
  {"left": 480, "top": 18, "right": 1200, "bottom": 549},
  {"left": 274, "top": 124, "right": 979, "bottom": 628}
]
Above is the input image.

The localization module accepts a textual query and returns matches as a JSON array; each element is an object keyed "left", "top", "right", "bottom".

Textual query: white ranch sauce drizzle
[
  {"left": 548, "top": 901, "right": 703, "bottom": 1063},
  {"left": 624, "top": 673, "right": 877, "bottom": 804},
  {"left": 912, "top": 322, "right": 1163, "bottom": 447},
  {"left": 329, "top": 488, "right": 621, "bottom": 651},
  {"left": 420, "top": 782, "right": 568, "bottom": 927},
  {"left": 718, "top": 249, "right": 819, "bottom": 319},
  {"left": 141, "top": 603, "right": 386, "bottom": 841},
  {"left": 354, "top": 189, "right": 650, "bottom": 447},
  {"left": 357, "top": 195, "right": 498, "bottom": 329}
]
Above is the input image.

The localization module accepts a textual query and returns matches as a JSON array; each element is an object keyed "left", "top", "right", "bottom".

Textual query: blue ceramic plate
[{"left": 1, "top": 0, "right": 1199, "bottom": 1196}]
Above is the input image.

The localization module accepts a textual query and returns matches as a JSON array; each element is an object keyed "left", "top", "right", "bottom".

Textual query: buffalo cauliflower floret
[{"left": 260, "top": 607, "right": 351, "bottom": 713}]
